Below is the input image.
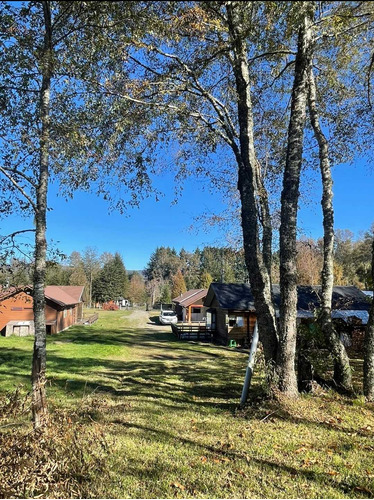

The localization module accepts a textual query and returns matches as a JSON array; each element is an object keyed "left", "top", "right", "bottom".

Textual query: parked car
[{"left": 159, "top": 309, "right": 178, "bottom": 325}]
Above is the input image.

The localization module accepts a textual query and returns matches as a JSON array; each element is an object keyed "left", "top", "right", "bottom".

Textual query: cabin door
[{"left": 13, "top": 325, "right": 29, "bottom": 336}]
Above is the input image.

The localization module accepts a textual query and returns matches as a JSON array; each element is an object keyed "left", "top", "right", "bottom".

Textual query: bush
[{"left": 102, "top": 301, "right": 119, "bottom": 310}]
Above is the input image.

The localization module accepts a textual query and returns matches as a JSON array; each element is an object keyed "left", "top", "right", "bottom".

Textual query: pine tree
[{"left": 93, "top": 253, "right": 128, "bottom": 303}]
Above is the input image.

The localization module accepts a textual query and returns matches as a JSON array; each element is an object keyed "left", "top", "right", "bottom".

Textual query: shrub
[{"left": 102, "top": 301, "right": 119, "bottom": 311}]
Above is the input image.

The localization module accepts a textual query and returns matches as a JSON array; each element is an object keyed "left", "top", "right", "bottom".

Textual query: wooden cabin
[
  {"left": 204, "top": 283, "right": 371, "bottom": 347},
  {"left": 172, "top": 289, "right": 208, "bottom": 323},
  {"left": 0, "top": 285, "right": 84, "bottom": 336}
]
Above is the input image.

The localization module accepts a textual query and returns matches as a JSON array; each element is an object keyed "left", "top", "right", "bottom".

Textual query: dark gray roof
[
  {"left": 205, "top": 283, "right": 256, "bottom": 310},
  {"left": 204, "top": 283, "right": 371, "bottom": 312}
]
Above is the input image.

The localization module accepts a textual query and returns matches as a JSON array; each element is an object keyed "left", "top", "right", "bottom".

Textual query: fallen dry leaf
[{"left": 171, "top": 482, "right": 186, "bottom": 491}]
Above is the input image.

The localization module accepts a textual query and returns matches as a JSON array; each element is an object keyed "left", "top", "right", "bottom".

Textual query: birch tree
[
  {"left": 85, "top": 0, "right": 316, "bottom": 394},
  {"left": 277, "top": 5, "right": 314, "bottom": 395},
  {"left": 0, "top": 0, "right": 151, "bottom": 427},
  {"left": 302, "top": 1, "right": 374, "bottom": 391},
  {"left": 307, "top": 66, "right": 353, "bottom": 392}
]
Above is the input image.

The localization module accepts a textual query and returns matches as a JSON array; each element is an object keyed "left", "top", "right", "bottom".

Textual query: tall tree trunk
[
  {"left": 226, "top": 4, "right": 278, "bottom": 371},
  {"left": 364, "top": 239, "right": 374, "bottom": 400},
  {"left": 308, "top": 66, "right": 353, "bottom": 392},
  {"left": 255, "top": 161, "right": 272, "bottom": 278},
  {"left": 31, "top": 1, "right": 52, "bottom": 429},
  {"left": 278, "top": 8, "right": 313, "bottom": 396}
]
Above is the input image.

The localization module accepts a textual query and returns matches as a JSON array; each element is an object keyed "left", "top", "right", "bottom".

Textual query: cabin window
[
  {"left": 63, "top": 310, "right": 67, "bottom": 318},
  {"left": 192, "top": 307, "right": 201, "bottom": 314},
  {"left": 236, "top": 316, "right": 244, "bottom": 327},
  {"left": 228, "top": 316, "right": 236, "bottom": 327},
  {"left": 228, "top": 315, "right": 244, "bottom": 327}
]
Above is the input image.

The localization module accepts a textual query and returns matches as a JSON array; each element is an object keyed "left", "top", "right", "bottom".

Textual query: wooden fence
[{"left": 171, "top": 323, "right": 213, "bottom": 341}]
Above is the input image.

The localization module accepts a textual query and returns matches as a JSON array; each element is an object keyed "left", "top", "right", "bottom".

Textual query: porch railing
[{"left": 171, "top": 323, "right": 214, "bottom": 341}]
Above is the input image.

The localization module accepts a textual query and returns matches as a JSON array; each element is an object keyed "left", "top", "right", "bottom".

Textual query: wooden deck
[{"left": 171, "top": 322, "right": 214, "bottom": 341}]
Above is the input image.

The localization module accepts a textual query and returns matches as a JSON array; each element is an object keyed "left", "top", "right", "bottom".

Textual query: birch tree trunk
[
  {"left": 31, "top": 0, "right": 52, "bottom": 429},
  {"left": 308, "top": 66, "right": 353, "bottom": 392},
  {"left": 364, "top": 239, "right": 374, "bottom": 400},
  {"left": 278, "top": 8, "right": 313, "bottom": 396},
  {"left": 226, "top": 4, "right": 278, "bottom": 370}
]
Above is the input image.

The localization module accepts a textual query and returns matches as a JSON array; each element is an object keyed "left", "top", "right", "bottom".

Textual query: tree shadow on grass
[
  {"left": 51, "top": 325, "right": 226, "bottom": 360},
  {"left": 45, "top": 354, "right": 245, "bottom": 412},
  {"left": 110, "top": 420, "right": 372, "bottom": 498},
  {"left": 0, "top": 315, "right": 248, "bottom": 414},
  {"left": 0, "top": 341, "right": 245, "bottom": 413}
]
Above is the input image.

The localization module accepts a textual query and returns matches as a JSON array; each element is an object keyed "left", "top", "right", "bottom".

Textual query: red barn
[{"left": 0, "top": 285, "right": 84, "bottom": 336}]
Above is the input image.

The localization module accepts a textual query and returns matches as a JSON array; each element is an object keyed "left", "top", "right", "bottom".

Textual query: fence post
[{"left": 240, "top": 321, "right": 259, "bottom": 406}]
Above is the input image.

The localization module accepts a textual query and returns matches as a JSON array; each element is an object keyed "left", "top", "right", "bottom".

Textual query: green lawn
[{"left": 1, "top": 309, "right": 374, "bottom": 499}]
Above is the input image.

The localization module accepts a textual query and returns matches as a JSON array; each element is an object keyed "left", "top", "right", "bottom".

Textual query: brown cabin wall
[
  {"left": 208, "top": 294, "right": 257, "bottom": 346},
  {"left": 53, "top": 305, "right": 79, "bottom": 334},
  {"left": 209, "top": 296, "right": 228, "bottom": 345},
  {"left": 1, "top": 291, "right": 81, "bottom": 335},
  {"left": 227, "top": 312, "right": 256, "bottom": 345},
  {"left": 45, "top": 303, "right": 58, "bottom": 323},
  {"left": 0, "top": 292, "right": 34, "bottom": 331}
]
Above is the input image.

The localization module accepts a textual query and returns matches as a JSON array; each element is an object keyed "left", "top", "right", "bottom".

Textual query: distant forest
[{"left": 1, "top": 226, "right": 373, "bottom": 306}]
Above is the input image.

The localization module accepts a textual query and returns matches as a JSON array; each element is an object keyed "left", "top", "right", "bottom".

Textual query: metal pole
[{"left": 240, "top": 321, "right": 259, "bottom": 406}]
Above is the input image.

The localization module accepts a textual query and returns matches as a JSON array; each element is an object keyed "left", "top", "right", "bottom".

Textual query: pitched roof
[
  {"left": 205, "top": 283, "right": 256, "bottom": 310},
  {"left": 0, "top": 285, "right": 32, "bottom": 301},
  {"left": 0, "top": 285, "right": 84, "bottom": 307},
  {"left": 204, "top": 283, "right": 371, "bottom": 313},
  {"left": 173, "top": 288, "right": 208, "bottom": 307},
  {"left": 44, "top": 286, "right": 84, "bottom": 306},
  {"left": 55, "top": 286, "right": 84, "bottom": 303}
]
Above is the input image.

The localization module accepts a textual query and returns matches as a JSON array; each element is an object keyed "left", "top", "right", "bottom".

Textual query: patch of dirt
[{"left": 127, "top": 309, "right": 163, "bottom": 331}]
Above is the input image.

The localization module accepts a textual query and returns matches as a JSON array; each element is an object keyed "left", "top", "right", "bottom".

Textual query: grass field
[{"left": 1, "top": 309, "right": 374, "bottom": 499}]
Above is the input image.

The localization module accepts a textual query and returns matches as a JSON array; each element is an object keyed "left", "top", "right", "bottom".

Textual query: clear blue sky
[{"left": 1, "top": 160, "right": 373, "bottom": 270}]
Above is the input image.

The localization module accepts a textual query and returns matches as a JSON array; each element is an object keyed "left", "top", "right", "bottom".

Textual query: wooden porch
[{"left": 171, "top": 322, "right": 214, "bottom": 341}]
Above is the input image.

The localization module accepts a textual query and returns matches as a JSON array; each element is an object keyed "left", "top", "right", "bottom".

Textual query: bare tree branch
[
  {"left": 0, "top": 166, "right": 37, "bottom": 211},
  {"left": 1, "top": 167, "right": 37, "bottom": 188}
]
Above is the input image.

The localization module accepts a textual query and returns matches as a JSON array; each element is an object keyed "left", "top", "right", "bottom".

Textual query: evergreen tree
[
  {"left": 145, "top": 247, "right": 180, "bottom": 282},
  {"left": 159, "top": 283, "right": 171, "bottom": 305},
  {"left": 93, "top": 253, "right": 128, "bottom": 303},
  {"left": 179, "top": 248, "right": 201, "bottom": 289}
]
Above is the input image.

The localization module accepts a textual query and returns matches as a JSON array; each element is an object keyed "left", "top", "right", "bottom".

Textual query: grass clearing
[{"left": 1, "top": 309, "right": 374, "bottom": 498}]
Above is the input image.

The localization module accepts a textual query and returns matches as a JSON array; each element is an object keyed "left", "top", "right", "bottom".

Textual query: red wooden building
[{"left": 0, "top": 285, "right": 84, "bottom": 336}]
